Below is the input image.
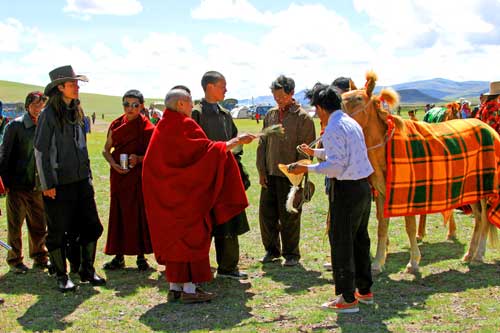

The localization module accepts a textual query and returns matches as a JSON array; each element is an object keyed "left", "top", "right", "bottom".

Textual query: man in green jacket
[
  {"left": 256, "top": 75, "right": 316, "bottom": 267},
  {"left": 191, "top": 71, "right": 250, "bottom": 280}
]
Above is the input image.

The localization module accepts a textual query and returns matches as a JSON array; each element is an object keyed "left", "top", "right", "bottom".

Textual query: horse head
[
  {"left": 341, "top": 70, "right": 400, "bottom": 130},
  {"left": 444, "top": 102, "right": 461, "bottom": 121}
]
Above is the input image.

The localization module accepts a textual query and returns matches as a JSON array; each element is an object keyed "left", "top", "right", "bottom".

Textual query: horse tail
[
  {"left": 488, "top": 223, "right": 499, "bottom": 248},
  {"left": 379, "top": 88, "right": 400, "bottom": 109},
  {"left": 365, "top": 70, "right": 378, "bottom": 97}
]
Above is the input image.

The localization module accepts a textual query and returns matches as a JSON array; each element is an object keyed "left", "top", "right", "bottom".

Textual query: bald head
[{"left": 165, "top": 88, "right": 193, "bottom": 116}]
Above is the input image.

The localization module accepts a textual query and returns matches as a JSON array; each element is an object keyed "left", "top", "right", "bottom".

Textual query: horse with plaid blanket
[{"left": 342, "top": 71, "right": 499, "bottom": 274}]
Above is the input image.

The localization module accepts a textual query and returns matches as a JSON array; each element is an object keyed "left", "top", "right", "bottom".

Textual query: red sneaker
[
  {"left": 355, "top": 291, "right": 374, "bottom": 304},
  {"left": 321, "top": 295, "right": 359, "bottom": 313}
]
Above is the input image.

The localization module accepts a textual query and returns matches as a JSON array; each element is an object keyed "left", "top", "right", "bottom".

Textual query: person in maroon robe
[
  {"left": 102, "top": 90, "right": 154, "bottom": 271},
  {"left": 142, "top": 87, "right": 254, "bottom": 304}
]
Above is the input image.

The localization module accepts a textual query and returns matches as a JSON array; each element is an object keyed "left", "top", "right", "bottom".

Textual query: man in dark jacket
[
  {"left": 0, "top": 91, "right": 49, "bottom": 274},
  {"left": 191, "top": 71, "right": 250, "bottom": 280}
]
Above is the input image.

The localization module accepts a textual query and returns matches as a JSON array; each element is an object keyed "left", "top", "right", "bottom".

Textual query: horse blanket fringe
[{"left": 384, "top": 116, "right": 500, "bottom": 228}]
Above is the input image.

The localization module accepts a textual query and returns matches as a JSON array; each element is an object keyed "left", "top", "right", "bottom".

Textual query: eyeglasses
[{"left": 122, "top": 101, "right": 140, "bottom": 108}]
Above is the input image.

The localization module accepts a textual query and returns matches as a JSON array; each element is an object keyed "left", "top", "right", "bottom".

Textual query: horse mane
[{"left": 372, "top": 87, "right": 405, "bottom": 131}]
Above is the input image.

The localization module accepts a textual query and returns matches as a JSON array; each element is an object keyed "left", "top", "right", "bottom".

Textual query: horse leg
[
  {"left": 463, "top": 202, "right": 482, "bottom": 262},
  {"left": 405, "top": 215, "right": 421, "bottom": 273},
  {"left": 447, "top": 212, "right": 457, "bottom": 241},
  {"left": 417, "top": 214, "right": 427, "bottom": 242},
  {"left": 472, "top": 199, "right": 488, "bottom": 262},
  {"left": 372, "top": 197, "right": 388, "bottom": 274}
]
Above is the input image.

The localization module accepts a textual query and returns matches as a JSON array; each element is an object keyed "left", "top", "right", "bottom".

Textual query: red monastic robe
[
  {"left": 104, "top": 114, "right": 155, "bottom": 255},
  {"left": 142, "top": 109, "right": 248, "bottom": 282}
]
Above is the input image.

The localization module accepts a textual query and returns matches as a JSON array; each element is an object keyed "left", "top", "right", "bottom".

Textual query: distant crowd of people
[{"left": 1, "top": 64, "right": 499, "bottom": 312}]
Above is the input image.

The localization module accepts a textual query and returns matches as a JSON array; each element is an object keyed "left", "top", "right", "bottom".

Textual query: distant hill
[
  {"left": 0, "top": 80, "right": 160, "bottom": 118},
  {"left": 396, "top": 89, "right": 443, "bottom": 104},
  {"left": 375, "top": 78, "right": 488, "bottom": 101},
  {"left": 1, "top": 77, "right": 489, "bottom": 113}
]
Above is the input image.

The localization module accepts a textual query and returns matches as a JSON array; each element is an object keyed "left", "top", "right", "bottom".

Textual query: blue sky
[{"left": 1, "top": 0, "right": 499, "bottom": 100}]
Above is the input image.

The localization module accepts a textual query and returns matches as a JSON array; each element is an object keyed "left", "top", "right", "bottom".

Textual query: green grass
[{"left": 0, "top": 83, "right": 499, "bottom": 332}]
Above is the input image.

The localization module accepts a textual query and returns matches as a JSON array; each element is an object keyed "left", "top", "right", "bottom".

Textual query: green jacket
[
  {"left": 0, "top": 112, "right": 40, "bottom": 191},
  {"left": 191, "top": 99, "right": 250, "bottom": 237}
]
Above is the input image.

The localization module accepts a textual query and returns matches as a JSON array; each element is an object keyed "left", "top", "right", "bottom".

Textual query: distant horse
[
  {"left": 417, "top": 102, "right": 462, "bottom": 241},
  {"left": 342, "top": 71, "right": 499, "bottom": 274}
]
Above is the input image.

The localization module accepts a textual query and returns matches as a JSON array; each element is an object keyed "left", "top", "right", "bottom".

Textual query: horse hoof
[
  {"left": 371, "top": 265, "right": 383, "bottom": 275},
  {"left": 447, "top": 235, "right": 457, "bottom": 241},
  {"left": 462, "top": 254, "right": 472, "bottom": 262},
  {"left": 405, "top": 264, "right": 419, "bottom": 274}
]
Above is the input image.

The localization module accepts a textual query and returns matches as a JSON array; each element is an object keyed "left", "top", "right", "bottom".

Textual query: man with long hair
[{"left": 34, "top": 65, "right": 105, "bottom": 292}]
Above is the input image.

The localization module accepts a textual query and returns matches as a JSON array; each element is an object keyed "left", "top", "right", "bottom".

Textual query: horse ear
[
  {"left": 349, "top": 79, "right": 357, "bottom": 91},
  {"left": 365, "top": 70, "right": 378, "bottom": 97}
]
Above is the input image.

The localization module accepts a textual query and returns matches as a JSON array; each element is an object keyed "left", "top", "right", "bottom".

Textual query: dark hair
[
  {"left": 270, "top": 75, "right": 295, "bottom": 94},
  {"left": 171, "top": 85, "right": 191, "bottom": 94},
  {"left": 47, "top": 87, "right": 83, "bottom": 129},
  {"left": 123, "top": 89, "right": 144, "bottom": 104},
  {"left": 331, "top": 77, "right": 351, "bottom": 93},
  {"left": 305, "top": 82, "right": 342, "bottom": 113},
  {"left": 201, "top": 71, "right": 225, "bottom": 91}
]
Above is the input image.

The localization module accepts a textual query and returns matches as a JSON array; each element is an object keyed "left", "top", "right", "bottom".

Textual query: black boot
[
  {"left": 49, "top": 248, "right": 76, "bottom": 292},
  {"left": 79, "top": 242, "right": 106, "bottom": 286}
]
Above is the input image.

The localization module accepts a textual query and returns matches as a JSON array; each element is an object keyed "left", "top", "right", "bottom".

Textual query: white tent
[{"left": 231, "top": 105, "right": 251, "bottom": 119}]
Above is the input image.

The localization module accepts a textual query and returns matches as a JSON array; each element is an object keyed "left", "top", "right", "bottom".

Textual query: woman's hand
[{"left": 298, "top": 144, "right": 314, "bottom": 156}]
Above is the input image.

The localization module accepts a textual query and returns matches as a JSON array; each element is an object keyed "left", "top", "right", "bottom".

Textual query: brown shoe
[
  {"left": 167, "top": 290, "right": 182, "bottom": 302},
  {"left": 180, "top": 289, "right": 215, "bottom": 304}
]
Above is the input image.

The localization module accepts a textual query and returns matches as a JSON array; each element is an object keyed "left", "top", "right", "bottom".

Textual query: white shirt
[{"left": 307, "top": 110, "right": 374, "bottom": 180}]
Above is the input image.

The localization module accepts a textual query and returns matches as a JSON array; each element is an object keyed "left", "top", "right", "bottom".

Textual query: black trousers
[
  {"left": 329, "top": 178, "right": 372, "bottom": 303},
  {"left": 259, "top": 175, "right": 301, "bottom": 260},
  {"left": 43, "top": 178, "right": 103, "bottom": 251},
  {"left": 214, "top": 236, "right": 240, "bottom": 273}
]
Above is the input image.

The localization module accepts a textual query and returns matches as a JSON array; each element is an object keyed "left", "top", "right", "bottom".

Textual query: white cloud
[
  {"left": 2, "top": 1, "right": 500, "bottom": 101},
  {"left": 0, "top": 18, "right": 24, "bottom": 52},
  {"left": 191, "top": 0, "right": 272, "bottom": 25},
  {"left": 64, "top": 0, "right": 143, "bottom": 16}
]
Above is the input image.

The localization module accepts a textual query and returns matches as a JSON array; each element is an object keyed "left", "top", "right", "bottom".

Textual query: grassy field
[{"left": 0, "top": 82, "right": 499, "bottom": 332}]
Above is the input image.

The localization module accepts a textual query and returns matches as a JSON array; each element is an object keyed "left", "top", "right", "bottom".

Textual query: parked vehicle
[{"left": 1, "top": 102, "right": 24, "bottom": 120}]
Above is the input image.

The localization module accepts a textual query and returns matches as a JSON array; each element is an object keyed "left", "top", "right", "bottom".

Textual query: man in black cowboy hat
[{"left": 34, "top": 65, "right": 106, "bottom": 292}]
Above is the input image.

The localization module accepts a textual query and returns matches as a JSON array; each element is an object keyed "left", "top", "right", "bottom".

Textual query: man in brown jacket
[{"left": 256, "top": 75, "right": 316, "bottom": 266}]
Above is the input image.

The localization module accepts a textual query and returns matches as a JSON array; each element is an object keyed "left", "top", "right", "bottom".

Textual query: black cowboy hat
[{"left": 44, "top": 65, "right": 88, "bottom": 96}]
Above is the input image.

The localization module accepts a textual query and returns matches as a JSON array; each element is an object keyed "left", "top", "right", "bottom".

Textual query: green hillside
[{"left": 0, "top": 80, "right": 162, "bottom": 120}]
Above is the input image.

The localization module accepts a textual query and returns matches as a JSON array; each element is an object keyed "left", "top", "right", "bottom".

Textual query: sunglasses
[{"left": 122, "top": 101, "right": 141, "bottom": 108}]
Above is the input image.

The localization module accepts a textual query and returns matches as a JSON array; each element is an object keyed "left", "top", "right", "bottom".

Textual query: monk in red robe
[
  {"left": 142, "top": 87, "right": 254, "bottom": 304},
  {"left": 102, "top": 90, "right": 154, "bottom": 271}
]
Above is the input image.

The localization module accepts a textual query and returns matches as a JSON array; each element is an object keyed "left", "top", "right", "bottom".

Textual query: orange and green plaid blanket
[{"left": 384, "top": 116, "right": 500, "bottom": 228}]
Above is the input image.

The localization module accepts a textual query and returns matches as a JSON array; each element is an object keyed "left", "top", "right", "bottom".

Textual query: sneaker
[
  {"left": 10, "top": 263, "right": 29, "bottom": 274},
  {"left": 136, "top": 257, "right": 150, "bottom": 271},
  {"left": 103, "top": 256, "right": 125, "bottom": 270},
  {"left": 321, "top": 295, "right": 359, "bottom": 313},
  {"left": 217, "top": 270, "right": 248, "bottom": 280},
  {"left": 283, "top": 258, "right": 299, "bottom": 267},
  {"left": 355, "top": 291, "right": 374, "bottom": 305},
  {"left": 323, "top": 262, "right": 332, "bottom": 271},
  {"left": 260, "top": 252, "right": 280, "bottom": 263},
  {"left": 167, "top": 290, "right": 182, "bottom": 302},
  {"left": 180, "top": 289, "right": 215, "bottom": 304}
]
